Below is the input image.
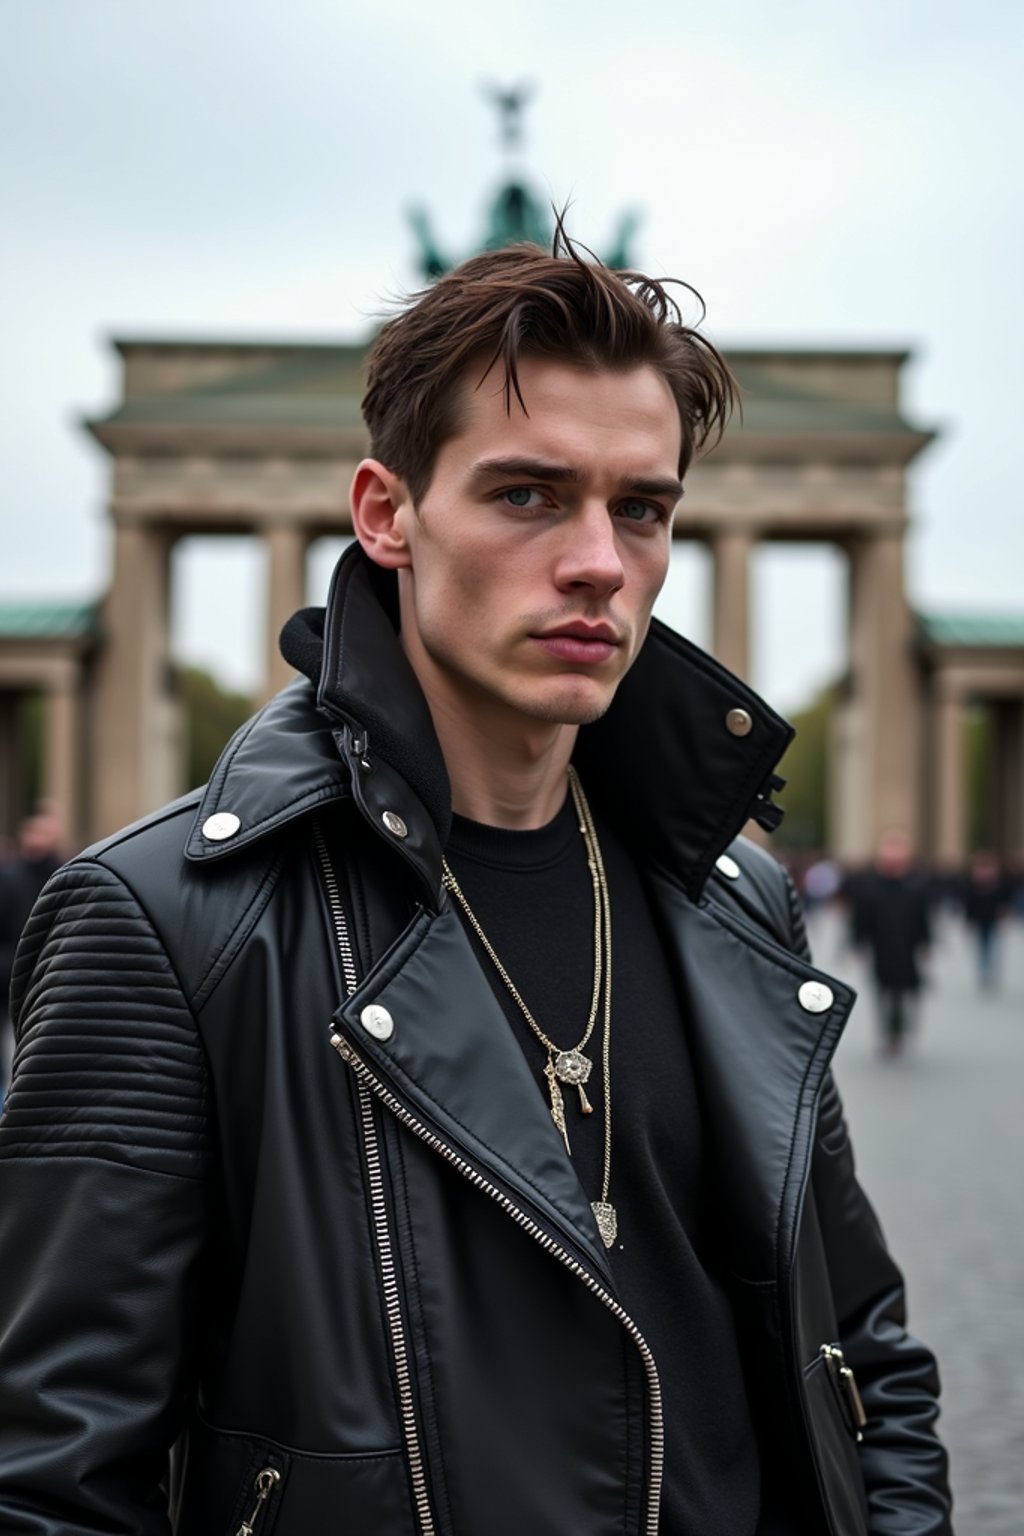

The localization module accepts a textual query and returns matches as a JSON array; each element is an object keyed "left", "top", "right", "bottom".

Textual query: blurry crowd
[{"left": 786, "top": 835, "right": 1024, "bottom": 1058}]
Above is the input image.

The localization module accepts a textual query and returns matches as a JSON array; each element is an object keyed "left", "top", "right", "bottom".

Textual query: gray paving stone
[{"left": 810, "top": 907, "right": 1024, "bottom": 1535}]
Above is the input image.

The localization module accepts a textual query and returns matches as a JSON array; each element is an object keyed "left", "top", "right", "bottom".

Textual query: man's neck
[
  {"left": 441, "top": 706, "right": 577, "bottom": 830},
  {"left": 446, "top": 733, "right": 576, "bottom": 830},
  {"left": 418, "top": 679, "right": 578, "bottom": 830}
]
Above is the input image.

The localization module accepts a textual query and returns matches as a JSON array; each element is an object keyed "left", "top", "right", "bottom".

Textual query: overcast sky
[{"left": 2, "top": 0, "right": 1021, "bottom": 711}]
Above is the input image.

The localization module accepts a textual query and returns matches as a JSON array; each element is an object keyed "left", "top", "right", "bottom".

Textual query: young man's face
[{"left": 391, "top": 356, "right": 682, "bottom": 735}]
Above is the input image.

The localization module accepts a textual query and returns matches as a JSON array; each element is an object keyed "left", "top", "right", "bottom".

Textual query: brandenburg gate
[
  {"left": 3, "top": 335, "right": 1022, "bottom": 863},
  {"left": 79, "top": 338, "right": 935, "bottom": 859}
]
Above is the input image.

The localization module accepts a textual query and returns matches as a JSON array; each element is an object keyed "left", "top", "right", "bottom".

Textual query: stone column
[
  {"left": 932, "top": 680, "right": 966, "bottom": 866},
  {"left": 262, "top": 523, "right": 310, "bottom": 704},
  {"left": 831, "top": 530, "right": 921, "bottom": 861},
  {"left": 89, "top": 522, "right": 177, "bottom": 841},
  {"left": 709, "top": 527, "right": 754, "bottom": 681},
  {"left": 43, "top": 661, "right": 83, "bottom": 850}
]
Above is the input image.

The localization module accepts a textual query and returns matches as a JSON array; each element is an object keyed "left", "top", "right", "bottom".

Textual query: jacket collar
[{"left": 187, "top": 544, "right": 793, "bottom": 904}]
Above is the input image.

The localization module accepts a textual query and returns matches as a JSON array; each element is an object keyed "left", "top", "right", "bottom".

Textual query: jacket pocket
[
  {"left": 170, "top": 1415, "right": 421, "bottom": 1536},
  {"left": 802, "top": 1346, "right": 870, "bottom": 1536}
]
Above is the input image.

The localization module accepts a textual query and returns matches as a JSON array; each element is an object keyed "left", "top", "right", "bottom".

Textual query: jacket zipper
[
  {"left": 235, "top": 1466, "right": 280, "bottom": 1536},
  {"left": 313, "top": 826, "right": 664, "bottom": 1536},
  {"left": 313, "top": 824, "right": 437, "bottom": 1536}
]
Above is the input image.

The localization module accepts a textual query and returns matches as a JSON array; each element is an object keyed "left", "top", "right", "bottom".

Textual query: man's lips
[{"left": 532, "top": 624, "right": 622, "bottom": 665}]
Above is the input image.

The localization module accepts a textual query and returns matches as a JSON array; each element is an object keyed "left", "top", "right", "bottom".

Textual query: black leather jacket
[{"left": 0, "top": 548, "right": 952, "bottom": 1535}]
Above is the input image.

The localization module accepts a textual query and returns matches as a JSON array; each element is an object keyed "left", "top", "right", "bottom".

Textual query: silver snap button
[
  {"left": 382, "top": 811, "right": 408, "bottom": 839},
  {"left": 726, "top": 708, "right": 753, "bottom": 738},
  {"left": 798, "top": 980, "right": 834, "bottom": 1014},
  {"left": 715, "top": 853, "right": 741, "bottom": 880},
  {"left": 202, "top": 811, "right": 241, "bottom": 841},
  {"left": 360, "top": 1003, "right": 395, "bottom": 1041}
]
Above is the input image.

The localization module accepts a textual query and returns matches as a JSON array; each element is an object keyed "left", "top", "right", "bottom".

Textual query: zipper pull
[
  {"left": 236, "top": 1466, "right": 280, "bottom": 1536},
  {"left": 345, "top": 726, "right": 373, "bottom": 773},
  {"left": 838, "top": 1360, "right": 868, "bottom": 1439},
  {"left": 820, "top": 1344, "right": 868, "bottom": 1442},
  {"left": 330, "top": 1030, "right": 359, "bottom": 1064}
]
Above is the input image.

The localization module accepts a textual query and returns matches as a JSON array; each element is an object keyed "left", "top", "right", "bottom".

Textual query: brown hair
[{"left": 362, "top": 222, "right": 737, "bottom": 503}]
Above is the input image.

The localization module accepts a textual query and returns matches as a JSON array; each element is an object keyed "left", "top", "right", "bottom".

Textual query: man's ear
[{"left": 349, "top": 459, "right": 414, "bottom": 569}]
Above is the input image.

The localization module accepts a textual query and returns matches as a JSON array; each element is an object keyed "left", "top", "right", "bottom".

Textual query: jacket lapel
[
  {"left": 649, "top": 872, "right": 854, "bottom": 1285},
  {"left": 332, "top": 902, "right": 617, "bottom": 1286}
]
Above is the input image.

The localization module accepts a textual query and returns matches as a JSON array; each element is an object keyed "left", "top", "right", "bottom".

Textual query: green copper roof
[
  {"left": 730, "top": 359, "right": 913, "bottom": 435},
  {"left": 0, "top": 601, "right": 99, "bottom": 639},
  {"left": 919, "top": 612, "right": 1024, "bottom": 648},
  {"left": 88, "top": 341, "right": 925, "bottom": 441},
  {"left": 91, "top": 347, "right": 367, "bottom": 433}
]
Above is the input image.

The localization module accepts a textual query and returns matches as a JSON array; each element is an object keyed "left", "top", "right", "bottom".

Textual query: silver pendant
[
  {"left": 554, "top": 1049, "right": 594, "bottom": 1114},
  {"left": 591, "top": 1201, "right": 618, "bottom": 1248},
  {"left": 544, "top": 1059, "right": 572, "bottom": 1156}
]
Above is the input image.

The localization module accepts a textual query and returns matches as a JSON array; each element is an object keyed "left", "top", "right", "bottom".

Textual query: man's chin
[{"left": 519, "top": 683, "right": 617, "bottom": 727}]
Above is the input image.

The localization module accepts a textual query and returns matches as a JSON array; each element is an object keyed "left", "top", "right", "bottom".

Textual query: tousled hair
[{"left": 362, "top": 220, "right": 737, "bottom": 503}]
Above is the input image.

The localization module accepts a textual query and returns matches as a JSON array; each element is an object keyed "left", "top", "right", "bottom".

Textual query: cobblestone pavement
[{"left": 809, "top": 906, "right": 1024, "bottom": 1536}]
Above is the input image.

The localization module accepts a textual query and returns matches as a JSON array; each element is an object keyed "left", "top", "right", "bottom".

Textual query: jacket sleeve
[
  {"left": 0, "top": 860, "right": 212, "bottom": 1535},
  {"left": 783, "top": 872, "right": 953, "bottom": 1534}
]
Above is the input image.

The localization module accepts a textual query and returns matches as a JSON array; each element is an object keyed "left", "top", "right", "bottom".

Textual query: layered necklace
[{"left": 441, "top": 766, "right": 617, "bottom": 1249}]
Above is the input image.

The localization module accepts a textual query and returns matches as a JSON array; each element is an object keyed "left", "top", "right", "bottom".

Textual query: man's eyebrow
[
  {"left": 469, "top": 456, "right": 584, "bottom": 484},
  {"left": 469, "top": 457, "right": 683, "bottom": 500},
  {"left": 620, "top": 474, "right": 684, "bottom": 500}
]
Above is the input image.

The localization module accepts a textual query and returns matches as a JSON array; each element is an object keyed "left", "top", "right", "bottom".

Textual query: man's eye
[
  {"left": 617, "top": 498, "right": 661, "bottom": 523},
  {"left": 503, "top": 487, "right": 543, "bottom": 509}
]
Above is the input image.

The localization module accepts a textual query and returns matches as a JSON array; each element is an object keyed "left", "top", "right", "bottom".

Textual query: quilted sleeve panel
[
  {"left": 2, "top": 859, "right": 209, "bottom": 1178},
  {"left": 0, "top": 861, "right": 214, "bottom": 1531}
]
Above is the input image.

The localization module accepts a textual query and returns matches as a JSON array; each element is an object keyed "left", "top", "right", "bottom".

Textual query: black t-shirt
[{"left": 445, "top": 792, "right": 781, "bottom": 1535}]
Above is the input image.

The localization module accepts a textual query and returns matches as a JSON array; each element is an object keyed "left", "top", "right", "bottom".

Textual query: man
[
  {"left": 0, "top": 235, "right": 951, "bottom": 1534},
  {"left": 850, "top": 831, "right": 932, "bottom": 1058},
  {"left": 961, "top": 849, "right": 1008, "bottom": 990}
]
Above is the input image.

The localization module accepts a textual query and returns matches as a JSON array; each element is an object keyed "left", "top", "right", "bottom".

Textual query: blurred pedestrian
[
  {"left": 851, "top": 830, "right": 932, "bottom": 1058},
  {"left": 962, "top": 850, "right": 1009, "bottom": 990},
  {"left": 803, "top": 852, "right": 842, "bottom": 913},
  {"left": 0, "top": 808, "right": 64, "bottom": 1095}
]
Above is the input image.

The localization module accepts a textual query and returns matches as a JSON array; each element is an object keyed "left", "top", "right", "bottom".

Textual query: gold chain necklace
[{"left": 441, "top": 766, "right": 617, "bottom": 1248}]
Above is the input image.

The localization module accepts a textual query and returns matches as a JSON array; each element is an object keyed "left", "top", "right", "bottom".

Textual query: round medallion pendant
[{"left": 554, "top": 1049, "right": 592, "bottom": 1087}]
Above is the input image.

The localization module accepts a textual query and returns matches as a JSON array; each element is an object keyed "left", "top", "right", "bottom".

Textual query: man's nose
[{"left": 554, "top": 504, "right": 625, "bottom": 596}]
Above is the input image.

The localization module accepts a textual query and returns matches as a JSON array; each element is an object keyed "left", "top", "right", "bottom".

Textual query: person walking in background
[
  {"left": 962, "top": 850, "right": 1009, "bottom": 990},
  {"left": 851, "top": 830, "right": 932, "bottom": 1058},
  {"left": 0, "top": 805, "right": 64, "bottom": 1095}
]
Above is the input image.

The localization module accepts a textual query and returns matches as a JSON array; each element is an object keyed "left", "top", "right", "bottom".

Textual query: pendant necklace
[{"left": 441, "top": 766, "right": 618, "bottom": 1248}]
